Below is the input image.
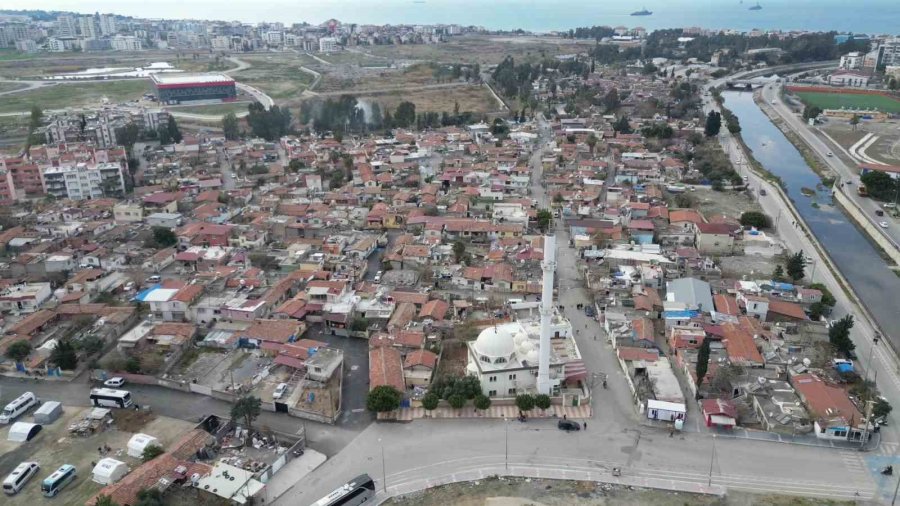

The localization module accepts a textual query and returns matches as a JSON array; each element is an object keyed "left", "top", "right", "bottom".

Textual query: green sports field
[{"left": 795, "top": 91, "right": 900, "bottom": 114}]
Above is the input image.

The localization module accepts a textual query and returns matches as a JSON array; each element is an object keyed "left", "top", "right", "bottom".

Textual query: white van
[
  {"left": 2, "top": 462, "right": 39, "bottom": 495},
  {"left": 0, "top": 392, "right": 38, "bottom": 424}
]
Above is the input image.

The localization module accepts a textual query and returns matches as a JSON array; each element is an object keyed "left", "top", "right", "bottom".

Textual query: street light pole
[
  {"left": 378, "top": 438, "right": 386, "bottom": 493},
  {"left": 707, "top": 435, "right": 716, "bottom": 487},
  {"left": 504, "top": 418, "right": 509, "bottom": 471}
]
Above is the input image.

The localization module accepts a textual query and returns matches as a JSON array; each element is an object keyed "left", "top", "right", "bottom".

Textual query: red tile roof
[
  {"left": 766, "top": 298, "right": 808, "bottom": 321},
  {"left": 404, "top": 349, "right": 438, "bottom": 370},
  {"left": 793, "top": 373, "right": 863, "bottom": 424},
  {"left": 617, "top": 346, "right": 660, "bottom": 362},
  {"left": 369, "top": 346, "right": 405, "bottom": 392},
  {"left": 720, "top": 323, "right": 764, "bottom": 365},
  {"left": 714, "top": 294, "right": 740, "bottom": 316}
]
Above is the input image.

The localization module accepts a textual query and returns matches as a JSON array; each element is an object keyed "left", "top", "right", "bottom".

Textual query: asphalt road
[
  {"left": 280, "top": 111, "right": 889, "bottom": 505},
  {"left": 761, "top": 82, "right": 900, "bottom": 249}
]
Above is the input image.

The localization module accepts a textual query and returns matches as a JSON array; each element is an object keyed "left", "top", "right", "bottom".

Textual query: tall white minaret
[{"left": 537, "top": 234, "right": 556, "bottom": 395}]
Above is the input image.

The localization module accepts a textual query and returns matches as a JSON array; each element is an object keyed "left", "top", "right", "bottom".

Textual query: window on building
[
  {"left": 508, "top": 388, "right": 516, "bottom": 395},
  {"left": 488, "top": 390, "right": 497, "bottom": 397},
  {"left": 489, "top": 376, "right": 496, "bottom": 382},
  {"left": 508, "top": 374, "right": 517, "bottom": 380}
]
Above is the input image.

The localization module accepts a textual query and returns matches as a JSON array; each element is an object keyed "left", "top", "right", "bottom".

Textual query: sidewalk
[
  {"left": 378, "top": 404, "right": 592, "bottom": 422},
  {"left": 264, "top": 448, "right": 327, "bottom": 502}
]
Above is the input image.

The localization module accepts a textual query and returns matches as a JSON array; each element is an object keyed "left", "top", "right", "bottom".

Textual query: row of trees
[
  {"left": 860, "top": 170, "right": 900, "bottom": 202},
  {"left": 247, "top": 102, "right": 292, "bottom": 141},
  {"left": 772, "top": 251, "right": 808, "bottom": 283}
]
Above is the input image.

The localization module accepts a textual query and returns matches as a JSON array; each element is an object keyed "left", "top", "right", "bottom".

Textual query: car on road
[
  {"left": 558, "top": 420, "right": 581, "bottom": 432},
  {"left": 826, "top": 152, "right": 833, "bottom": 157},
  {"left": 884, "top": 203, "right": 897, "bottom": 209},
  {"left": 104, "top": 377, "right": 125, "bottom": 388},
  {"left": 273, "top": 383, "right": 288, "bottom": 400},
  {"left": 584, "top": 305, "right": 596, "bottom": 317},
  {"left": 876, "top": 210, "right": 885, "bottom": 217},
  {"left": 145, "top": 275, "right": 161, "bottom": 284},
  {"left": 373, "top": 271, "right": 383, "bottom": 283},
  {"left": 880, "top": 221, "right": 889, "bottom": 229},
  {"left": 759, "top": 189, "right": 767, "bottom": 196}
]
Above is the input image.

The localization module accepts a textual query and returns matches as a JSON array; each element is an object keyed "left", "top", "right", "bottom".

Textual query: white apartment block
[
  {"left": 882, "top": 38, "right": 900, "bottom": 67},
  {"left": 42, "top": 162, "right": 126, "bottom": 200},
  {"left": 839, "top": 52, "right": 863, "bottom": 70},
  {"left": 319, "top": 36, "right": 339, "bottom": 52},
  {"left": 99, "top": 15, "right": 116, "bottom": 36},
  {"left": 211, "top": 36, "right": 231, "bottom": 51},
  {"left": 0, "top": 282, "right": 52, "bottom": 314},
  {"left": 47, "top": 37, "right": 67, "bottom": 52},
  {"left": 56, "top": 15, "right": 77, "bottom": 38},
  {"left": 265, "top": 31, "right": 283, "bottom": 45},
  {"left": 79, "top": 16, "right": 99, "bottom": 39},
  {"left": 111, "top": 35, "right": 143, "bottom": 51}
]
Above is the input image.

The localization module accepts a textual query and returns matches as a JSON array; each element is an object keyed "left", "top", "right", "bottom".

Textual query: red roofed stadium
[{"left": 150, "top": 73, "right": 236, "bottom": 104}]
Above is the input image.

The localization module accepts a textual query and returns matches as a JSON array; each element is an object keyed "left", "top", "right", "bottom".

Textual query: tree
[
  {"left": 231, "top": 395, "right": 262, "bottom": 430},
  {"left": 141, "top": 444, "right": 165, "bottom": 462},
  {"left": 473, "top": 394, "right": 491, "bottom": 413},
  {"left": 50, "top": 339, "right": 78, "bottom": 370},
  {"left": 125, "top": 356, "right": 141, "bottom": 373},
  {"left": 422, "top": 392, "right": 440, "bottom": 414},
  {"left": 704, "top": 111, "right": 722, "bottom": 137},
  {"left": 586, "top": 134, "right": 598, "bottom": 154},
  {"left": 612, "top": 115, "right": 632, "bottom": 134},
  {"left": 802, "top": 104, "right": 823, "bottom": 121},
  {"left": 603, "top": 88, "right": 620, "bottom": 112},
  {"left": 740, "top": 211, "right": 771, "bottom": 229},
  {"left": 785, "top": 251, "right": 807, "bottom": 282},
  {"left": 151, "top": 226, "right": 177, "bottom": 248},
  {"left": 808, "top": 301, "right": 829, "bottom": 320},
  {"left": 222, "top": 112, "right": 240, "bottom": 140},
  {"left": 29, "top": 105, "right": 43, "bottom": 129},
  {"left": 695, "top": 337, "right": 711, "bottom": 394},
  {"left": 553, "top": 193, "right": 564, "bottom": 204},
  {"left": 78, "top": 335, "right": 105, "bottom": 356},
  {"left": 515, "top": 393, "right": 535, "bottom": 414},
  {"left": 167, "top": 116, "right": 182, "bottom": 144},
  {"left": 447, "top": 393, "right": 466, "bottom": 410},
  {"left": 828, "top": 314, "right": 855, "bottom": 357},
  {"left": 135, "top": 488, "right": 165, "bottom": 506},
  {"left": 452, "top": 240, "right": 466, "bottom": 263},
  {"left": 534, "top": 393, "right": 551, "bottom": 413},
  {"left": 5, "top": 340, "right": 31, "bottom": 362},
  {"left": 536, "top": 209, "right": 553, "bottom": 233},
  {"left": 875, "top": 397, "right": 893, "bottom": 419},
  {"left": 772, "top": 264, "right": 786, "bottom": 282},
  {"left": 350, "top": 317, "right": 370, "bottom": 332},
  {"left": 366, "top": 385, "right": 401, "bottom": 412},
  {"left": 94, "top": 495, "right": 120, "bottom": 506},
  {"left": 394, "top": 101, "right": 416, "bottom": 128},
  {"left": 860, "top": 170, "right": 898, "bottom": 201}
]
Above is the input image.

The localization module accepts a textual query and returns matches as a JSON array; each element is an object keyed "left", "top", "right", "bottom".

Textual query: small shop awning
[{"left": 564, "top": 360, "right": 588, "bottom": 382}]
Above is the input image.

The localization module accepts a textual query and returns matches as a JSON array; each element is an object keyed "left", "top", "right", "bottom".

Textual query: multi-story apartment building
[
  {"left": 79, "top": 16, "right": 99, "bottom": 39},
  {"left": 111, "top": 35, "right": 142, "bottom": 51},
  {"left": 42, "top": 162, "right": 126, "bottom": 200},
  {"left": 99, "top": 15, "right": 116, "bottom": 36},
  {"left": 881, "top": 38, "right": 900, "bottom": 67},
  {"left": 56, "top": 15, "right": 77, "bottom": 38},
  {"left": 319, "top": 36, "right": 339, "bottom": 52},
  {"left": 0, "top": 156, "right": 43, "bottom": 199}
]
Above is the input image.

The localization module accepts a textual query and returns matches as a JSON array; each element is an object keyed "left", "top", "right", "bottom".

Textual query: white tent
[
  {"left": 92, "top": 458, "right": 129, "bottom": 485},
  {"left": 7, "top": 422, "right": 42, "bottom": 442},
  {"left": 33, "top": 401, "right": 63, "bottom": 424},
  {"left": 126, "top": 433, "right": 160, "bottom": 458}
]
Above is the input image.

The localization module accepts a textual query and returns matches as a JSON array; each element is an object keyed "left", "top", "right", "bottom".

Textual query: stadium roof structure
[{"left": 150, "top": 73, "right": 235, "bottom": 88}]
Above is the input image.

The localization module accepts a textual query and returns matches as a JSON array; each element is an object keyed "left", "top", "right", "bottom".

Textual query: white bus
[
  {"left": 0, "top": 392, "right": 37, "bottom": 424},
  {"left": 41, "top": 465, "right": 76, "bottom": 497},
  {"left": 89, "top": 388, "right": 133, "bottom": 408},
  {"left": 3, "top": 462, "right": 39, "bottom": 495},
  {"left": 312, "top": 474, "right": 376, "bottom": 506}
]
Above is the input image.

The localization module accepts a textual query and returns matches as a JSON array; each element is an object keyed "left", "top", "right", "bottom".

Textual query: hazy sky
[{"left": 8, "top": 0, "right": 900, "bottom": 33}]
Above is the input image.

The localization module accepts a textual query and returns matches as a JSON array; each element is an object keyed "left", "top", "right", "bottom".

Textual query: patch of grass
[
  {"left": 363, "top": 85, "right": 502, "bottom": 114},
  {"left": 231, "top": 55, "right": 314, "bottom": 101},
  {"left": 368, "top": 34, "right": 593, "bottom": 65},
  {"left": 0, "top": 49, "right": 37, "bottom": 61},
  {"left": 795, "top": 91, "right": 900, "bottom": 114},
  {"left": 0, "top": 82, "right": 26, "bottom": 93},
  {"left": 0, "top": 79, "right": 152, "bottom": 113}
]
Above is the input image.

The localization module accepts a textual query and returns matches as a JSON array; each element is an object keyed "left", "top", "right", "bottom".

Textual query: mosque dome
[{"left": 474, "top": 324, "right": 517, "bottom": 359}]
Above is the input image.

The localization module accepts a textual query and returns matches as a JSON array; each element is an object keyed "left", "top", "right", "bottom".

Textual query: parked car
[
  {"left": 826, "top": 152, "right": 834, "bottom": 157},
  {"left": 884, "top": 203, "right": 897, "bottom": 209},
  {"left": 558, "top": 420, "right": 581, "bottom": 432},
  {"left": 876, "top": 210, "right": 884, "bottom": 217},
  {"left": 880, "top": 221, "right": 889, "bottom": 229},
  {"left": 373, "top": 271, "right": 383, "bottom": 283},
  {"left": 104, "top": 377, "right": 125, "bottom": 388},
  {"left": 273, "top": 383, "right": 288, "bottom": 400},
  {"left": 145, "top": 275, "right": 161, "bottom": 284},
  {"left": 759, "top": 189, "right": 767, "bottom": 196},
  {"left": 584, "top": 306, "right": 596, "bottom": 317}
]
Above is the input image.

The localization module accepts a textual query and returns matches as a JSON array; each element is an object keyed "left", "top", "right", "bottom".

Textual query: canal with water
[{"left": 723, "top": 91, "right": 900, "bottom": 344}]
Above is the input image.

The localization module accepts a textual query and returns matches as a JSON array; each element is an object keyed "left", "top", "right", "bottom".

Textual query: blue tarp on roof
[
  {"left": 663, "top": 310, "right": 700, "bottom": 319},
  {"left": 835, "top": 362, "right": 854, "bottom": 373},
  {"left": 132, "top": 284, "right": 161, "bottom": 302}
]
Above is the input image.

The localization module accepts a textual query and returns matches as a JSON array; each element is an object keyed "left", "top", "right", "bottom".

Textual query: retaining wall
[{"left": 833, "top": 188, "right": 900, "bottom": 265}]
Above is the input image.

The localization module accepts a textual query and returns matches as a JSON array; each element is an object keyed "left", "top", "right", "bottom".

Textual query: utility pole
[
  {"left": 707, "top": 435, "right": 716, "bottom": 487},
  {"left": 504, "top": 417, "right": 509, "bottom": 471},
  {"left": 379, "top": 438, "right": 387, "bottom": 493}
]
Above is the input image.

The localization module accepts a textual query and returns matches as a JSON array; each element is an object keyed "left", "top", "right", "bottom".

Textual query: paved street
[
  {"left": 279, "top": 112, "right": 889, "bottom": 505},
  {"left": 761, "top": 81, "right": 900, "bottom": 249}
]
